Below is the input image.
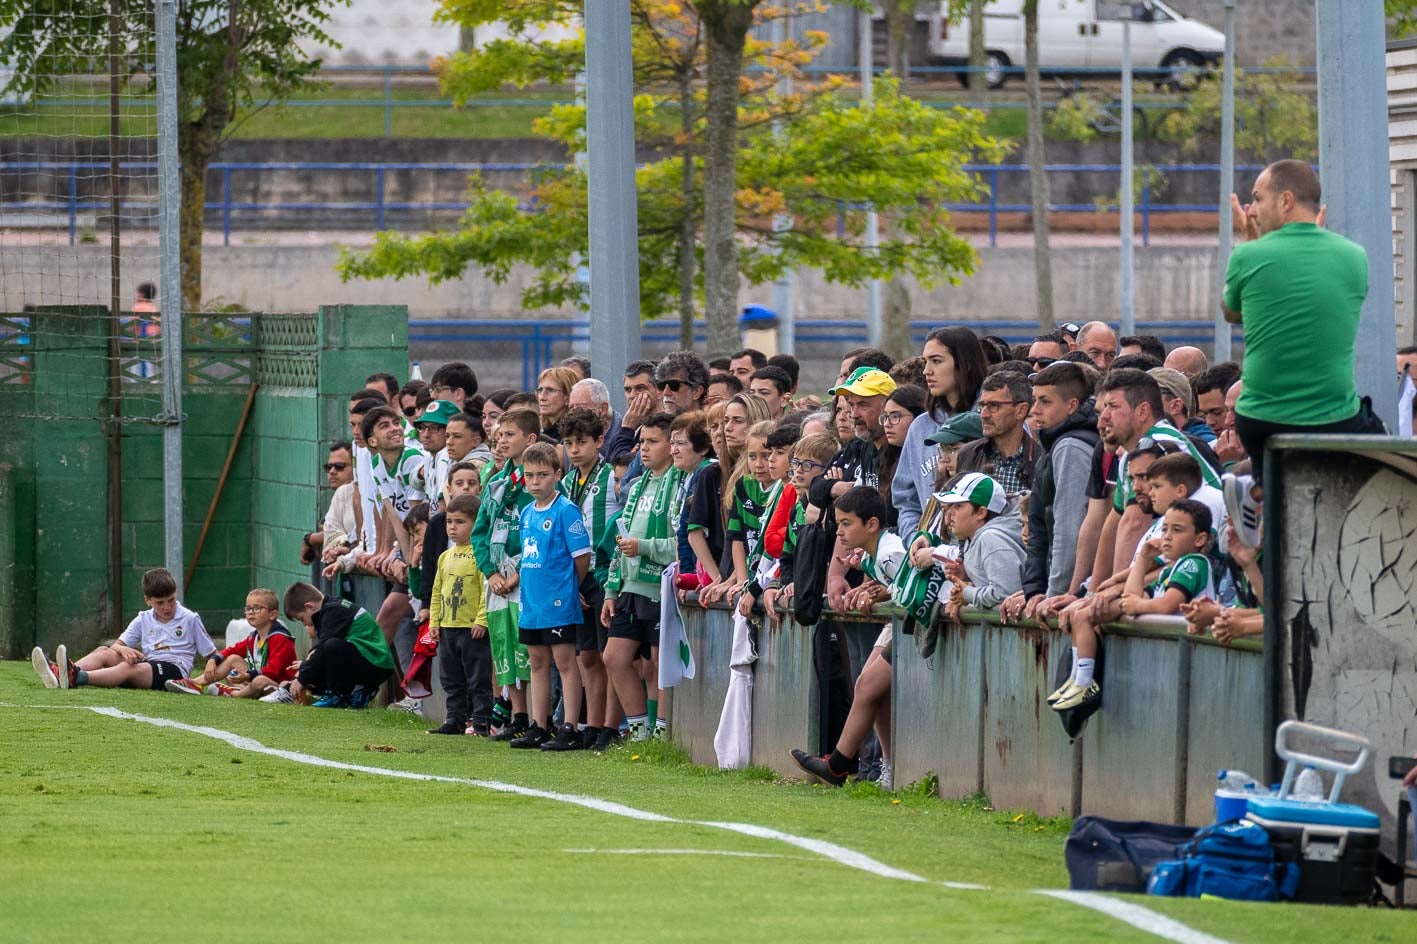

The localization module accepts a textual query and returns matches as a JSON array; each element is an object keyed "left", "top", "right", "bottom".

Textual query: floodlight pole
[
  {"left": 859, "top": 10, "right": 882, "bottom": 347},
  {"left": 157, "top": 0, "right": 183, "bottom": 582},
  {"left": 1119, "top": 12, "right": 1134, "bottom": 337},
  {"left": 585, "top": 0, "right": 642, "bottom": 409},
  {"left": 1215, "top": 0, "right": 1235, "bottom": 363},
  {"left": 1316, "top": 0, "right": 1397, "bottom": 430},
  {"left": 773, "top": 13, "right": 795, "bottom": 355}
]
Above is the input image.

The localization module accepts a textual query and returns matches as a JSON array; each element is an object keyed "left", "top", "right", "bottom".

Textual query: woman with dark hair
[
  {"left": 875, "top": 384, "right": 927, "bottom": 513},
  {"left": 893, "top": 326, "right": 990, "bottom": 537},
  {"left": 979, "top": 335, "right": 1013, "bottom": 366}
]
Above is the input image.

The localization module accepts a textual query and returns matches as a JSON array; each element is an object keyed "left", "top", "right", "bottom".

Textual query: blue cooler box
[{"left": 1245, "top": 796, "right": 1380, "bottom": 905}]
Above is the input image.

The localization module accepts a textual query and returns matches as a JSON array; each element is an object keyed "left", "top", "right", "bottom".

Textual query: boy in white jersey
[
  {"left": 348, "top": 392, "right": 386, "bottom": 559},
  {"left": 32, "top": 568, "right": 216, "bottom": 691}
]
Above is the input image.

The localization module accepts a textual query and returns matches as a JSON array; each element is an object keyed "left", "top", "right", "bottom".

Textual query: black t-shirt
[
  {"left": 1085, "top": 440, "right": 1118, "bottom": 503},
  {"left": 685, "top": 463, "right": 728, "bottom": 574}
]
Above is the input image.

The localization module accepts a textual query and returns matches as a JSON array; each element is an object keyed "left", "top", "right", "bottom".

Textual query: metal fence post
[
  {"left": 222, "top": 167, "right": 232, "bottom": 246},
  {"left": 156, "top": 0, "right": 184, "bottom": 583}
]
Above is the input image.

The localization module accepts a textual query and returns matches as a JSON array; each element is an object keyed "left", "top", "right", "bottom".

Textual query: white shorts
[{"left": 873, "top": 624, "right": 892, "bottom": 650}]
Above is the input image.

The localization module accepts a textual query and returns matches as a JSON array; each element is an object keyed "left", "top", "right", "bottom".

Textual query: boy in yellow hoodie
[{"left": 428, "top": 493, "right": 492, "bottom": 735}]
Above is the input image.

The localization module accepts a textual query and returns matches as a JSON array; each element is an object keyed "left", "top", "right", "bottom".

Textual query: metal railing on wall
[{"left": 2, "top": 160, "right": 1263, "bottom": 248}]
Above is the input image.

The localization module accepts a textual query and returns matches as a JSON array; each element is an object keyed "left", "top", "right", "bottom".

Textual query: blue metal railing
[
  {"left": 407, "top": 318, "right": 1244, "bottom": 386},
  {"left": 0, "top": 160, "right": 1262, "bottom": 248}
]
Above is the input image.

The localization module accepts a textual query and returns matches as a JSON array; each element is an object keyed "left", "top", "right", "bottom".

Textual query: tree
[
  {"left": 1023, "top": 0, "right": 1053, "bottom": 329},
  {"left": 967, "top": 0, "right": 985, "bottom": 93},
  {"left": 341, "top": 0, "right": 1004, "bottom": 356},
  {"left": 0, "top": 0, "right": 346, "bottom": 310},
  {"left": 1156, "top": 56, "right": 1316, "bottom": 164}
]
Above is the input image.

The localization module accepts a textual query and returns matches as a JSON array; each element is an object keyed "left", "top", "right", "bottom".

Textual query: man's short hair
[
  {"left": 1193, "top": 362, "right": 1242, "bottom": 399},
  {"left": 655, "top": 350, "right": 710, "bottom": 393},
  {"left": 350, "top": 387, "right": 389, "bottom": 406},
  {"left": 503, "top": 392, "right": 538, "bottom": 412},
  {"left": 991, "top": 359, "right": 1036, "bottom": 377},
  {"left": 625, "top": 359, "right": 657, "bottom": 381},
  {"left": 1034, "top": 329, "right": 1067, "bottom": 345},
  {"left": 708, "top": 372, "right": 744, "bottom": 395},
  {"left": 142, "top": 567, "right": 177, "bottom": 599},
  {"left": 641, "top": 411, "right": 676, "bottom": 435},
  {"left": 1109, "top": 353, "right": 1163, "bottom": 373},
  {"left": 448, "top": 460, "right": 482, "bottom": 479},
  {"left": 447, "top": 412, "right": 485, "bottom": 440},
  {"left": 889, "top": 356, "right": 927, "bottom": 389},
  {"left": 486, "top": 388, "right": 519, "bottom": 410},
  {"left": 360, "top": 405, "right": 399, "bottom": 443},
  {"left": 765, "top": 421, "right": 802, "bottom": 450},
  {"left": 328, "top": 440, "right": 353, "bottom": 456},
  {"left": 835, "top": 484, "right": 887, "bottom": 527},
  {"left": 1399, "top": 345, "right": 1417, "bottom": 356},
  {"left": 1031, "top": 362, "right": 1091, "bottom": 405},
  {"left": 1120, "top": 335, "right": 1166, "bottom": 363},
  {"left": 520, "top": 441, "right": 561, "bottom": 471},
  {"left": 1097, "top": 368, "right": 1165, "bottom": 418},
  {"left": 403, "top": 502, "right": 430, "bottom": 530},
  {"left": 283, "top": 581, "right": 323, "bottom": 618},
  {"left": 571, "top": 377, "right": 611, "bottom": 406},
  {"left": 1168, "top": 498, "right": 1213, "bottom": 538},
  {"left": 366, "top": 372, "right": 399, "bottom": 401},
  {"left": 847, "top": 348, "right": 894, "bottom": 375},
  {"left": 560, "top": 355, "right": 592, "bottom": 378},
  {"left": 558, "top": 406, "right": 605, "bottom": 441},
  {"left": 795, "top": 432, "right": 839, "bottom": 464},
  {"left": 1264, "top": 159, "right": 1321, "bottom": 211},
  {"left": 981, "top": 369, "right": 1032, "bottom": 404},
  {"left": 429, "top": 362, "right": 478, "bottom": 400},
  {"left": 350, "top": 397, "right": 385, "bottom": 422},
  {"left": 398, "top": 379, "right": 427, "bottom": 402},
  {"left": 731, "top": 348, "right": 767, "bottom": 370},
  {"left": 766, "top": 353, "right": 800, "bottom": 387},
  {"left": 1148, "top": 453, "right": 1202, "bottom": 495},
  {"left": 750, "top": 365, "right": 792, "bottom": 396},
  {"left": 446, "top": 494, "right": 481, "bottom": 520},
  {"left": 497, "top": 408, "right": 540, "bottom": 437}
]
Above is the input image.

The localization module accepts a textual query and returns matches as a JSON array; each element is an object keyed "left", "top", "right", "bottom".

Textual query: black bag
[
  {"left": 1065, "top": 816, "right": 1198, "bottom": 892},
  {"left": 792, "top": 503, "right": 836, "bottom": 626}
]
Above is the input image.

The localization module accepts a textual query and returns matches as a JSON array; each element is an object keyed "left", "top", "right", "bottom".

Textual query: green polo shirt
[{"left": 1223, "top": 222, "right": 1366, "bottom": 426}]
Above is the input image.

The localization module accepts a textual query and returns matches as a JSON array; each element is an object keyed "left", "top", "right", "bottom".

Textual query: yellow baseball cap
[{"left": 828, "top": 367, "right": 897, "bottom": 398}]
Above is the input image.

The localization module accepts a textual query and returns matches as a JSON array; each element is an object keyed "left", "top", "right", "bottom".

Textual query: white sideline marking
[
  {"left": 565, "top": 848, "right": 801, "bottom": 860},
  {"left": 6, "top": 703, "right": 1235, "bottom": 944},
  {"left": 1036, "top": 891, "right": 1233, "bottom": 944}
]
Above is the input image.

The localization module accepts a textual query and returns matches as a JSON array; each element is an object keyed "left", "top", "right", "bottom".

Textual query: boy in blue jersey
[{"left": 511, "top": 442, "right": 593, "bottom": 751}]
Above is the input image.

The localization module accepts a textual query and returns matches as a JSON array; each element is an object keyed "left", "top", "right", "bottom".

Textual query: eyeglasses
[
  {"left": 978, "top": 400, "right": 1025, "bottom": 414},
  {"left": 1031, "top": 356, "right": 1057, "bottom": 368},
  {"left": 879, "top": 411, "right": 913, "bottom": 427},
  {"left": 429, "top": 385, "right": 452, "bottom": 397},
  {"left": 324, "top": 462, "right": 349, "bottom": 472},
  {"left": 656, "top": 379, "right": 688, "bottom": 392},
  {"left": 535, "top": 386, "right": 561, "bottom": 397},
  {"left": 243, "top": 605, "right": 270, "bottom": 613},
  {"left": 414, "top": 423, "right": 442, "bottom": 433},
  {"left": 789, "top": 458, "right": 828, "bottom": 472}
]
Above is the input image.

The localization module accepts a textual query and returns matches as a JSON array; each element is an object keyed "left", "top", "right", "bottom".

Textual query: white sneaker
[
  {"left": 56, "top": 644, "right": 70, "bottom": 689},
  {"left": 31, "top": 647, "right": 57, "bottom": 688},
  {"left": 260, "top": 686, "right": 296, "bottom": 704},
  {"left": 879, "top": 762, "right": 894, "bottom": 791},
  {"left": 388, "top": 696, "right": 424, "bottom": 717},
  {"left": 1222, "top": 473, "right": 1262, "bottom": 549}
]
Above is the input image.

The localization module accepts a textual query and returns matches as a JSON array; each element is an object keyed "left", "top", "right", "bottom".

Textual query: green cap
[
  {"left": 925, "top": 411, "right": 983, "bottom": 445},
  {"left": 934, "top": 471, "right": 1007, "bottom": 514},
  {"left": 417, "top": 399, "right": 459, "bottom": 426}
]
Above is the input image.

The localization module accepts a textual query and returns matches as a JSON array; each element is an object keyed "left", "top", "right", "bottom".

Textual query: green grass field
[{"left": 1, "top": 660, "right": 1412, "bottom": 943}]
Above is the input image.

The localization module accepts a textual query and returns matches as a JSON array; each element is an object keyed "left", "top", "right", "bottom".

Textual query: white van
[{"left": 927, "top": 0, "right": 1224, "bottom": 88}]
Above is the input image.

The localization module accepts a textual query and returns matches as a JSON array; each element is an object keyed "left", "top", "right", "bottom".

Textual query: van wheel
[
  {"left": 1160, "top": 49, "right": 1204, "bottom": 91},
  {"left": 956, "top": 51, "right": 1010, "bottom": 90}
]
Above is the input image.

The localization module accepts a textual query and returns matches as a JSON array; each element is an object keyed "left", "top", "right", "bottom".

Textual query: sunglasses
[
  {"left": 324, "top": 462, "right": 350, "bottom": 472},
  {"left": 401, "top": 407, "right": 421, "bottom": 418},
  {"left": 1031, "top": 356, "right": 1057, "bottom": 368},
  {"left": 656, "top": 379, "right": 689, "bottom": 392}
]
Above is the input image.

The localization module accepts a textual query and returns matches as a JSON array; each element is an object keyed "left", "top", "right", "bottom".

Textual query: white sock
[
  {"left": 1075, "top": 658, "right": 1095, "bottom": 688},
  {"left": 1069, "top": 646, "right": 1079, "bottom": 681}
]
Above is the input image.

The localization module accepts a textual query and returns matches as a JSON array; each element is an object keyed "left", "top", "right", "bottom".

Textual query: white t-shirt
[
  {"left": 118, "top": 603, "right": 216, "bottom": 674},
  {"left": 371, "top": 446, "right": 427, "bottom": 520},
  {"left": 353, "top": 443, "right": 380, "bottom": 550},
  {"left": 422, "top": 447, "right": 450, "bottom": 514}
]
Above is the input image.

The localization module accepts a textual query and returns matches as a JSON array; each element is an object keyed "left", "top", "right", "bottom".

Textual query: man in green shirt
[{"left": 1223, "top": 159, "right": 1375, "bottom": 472}]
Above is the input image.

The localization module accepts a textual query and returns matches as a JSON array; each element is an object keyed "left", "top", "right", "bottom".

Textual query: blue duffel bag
[
  {"left": 1065, "top": 816, "right": 1199, "bottom": 892},
  {"left": 1148, "top": 819, "right": 1299, "bottom": 902}
]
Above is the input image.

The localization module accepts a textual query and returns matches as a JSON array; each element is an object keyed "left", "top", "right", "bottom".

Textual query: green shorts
[{"left": 486, "top": 595, "right": 531, "bottom": 687}]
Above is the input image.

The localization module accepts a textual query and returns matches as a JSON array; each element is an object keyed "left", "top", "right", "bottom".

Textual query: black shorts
[
  {"left": 579, "top": 583, "right": 606, "bottom": 655},
  {"left": 607, "top": 593, "right": 660, "bottom": 659},
  {"left": 148, "top": 659, "right": 187, "bottom": 691},
  {"left": 519, "top": 625, "right": 577, "bottom": 648}
]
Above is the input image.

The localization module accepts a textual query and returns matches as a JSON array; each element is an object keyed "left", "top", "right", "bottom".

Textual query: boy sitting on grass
[
  {"left": 789, "top": 486, "right": 902, "bottom": 787},
  {"left": 166, "top": 588, "right": 297, "bottom": 698},
  {"left": 33, "top": 567, "right": 216, "bottom": 693},
  {"left": 511, "top": 442, "right": 593, "bottom": 751},
  {"left": 282, "top": 582, "right": 395, "bottom": 709}
]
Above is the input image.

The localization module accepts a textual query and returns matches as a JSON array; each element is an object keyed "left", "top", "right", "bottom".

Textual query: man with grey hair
[
  {"left": 1075, "top": 321, "right": 1118, "bottom": 370},
  {"left": 570, "top": 377, "right": 623, "bottom": 460},
  {"left": 654, "top": 350, "right": 709, "bottom": 414},
  {"left": 1163, "top": 346, "right": 1208, "bottom": 380}
]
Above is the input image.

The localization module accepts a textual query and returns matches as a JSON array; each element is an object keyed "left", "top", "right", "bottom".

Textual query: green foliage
[
  {"left": 1390, "top": 0, "right": 1417, "bottom": 38},
  {"left": 1157, "top": 56, "right": 1316, "bottom": 163}
]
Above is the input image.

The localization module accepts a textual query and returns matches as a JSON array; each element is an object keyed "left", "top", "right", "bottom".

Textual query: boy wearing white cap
[{"left": 935, "top": 472, "right": 1026, "bottom": 620}]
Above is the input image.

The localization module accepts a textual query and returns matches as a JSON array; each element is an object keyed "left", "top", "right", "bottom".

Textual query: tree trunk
[
  {"left": 882, "top": 277, "right": 913, "bottom": 361},
  {"left": 697, "top": 0, "right": 755, "bottom": 360},
  {"left": 885, "top": 0, "right": 910, "bottom": 81},
  {"left": 1024, "top": 0, "right": 1054, "bottom": 329},
  {"left": 968, "top": 0, "right": 986, "bottom": 93},
  {"left": 178, "top": 132, "right": 217, "bottom": 312},
  {"left": 678, "top": 70, "right": 696, "bottom": 351}
]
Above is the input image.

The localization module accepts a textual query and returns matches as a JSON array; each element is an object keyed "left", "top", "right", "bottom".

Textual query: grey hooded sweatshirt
[
  {"left": 959, "top": 511, "right": 1026, "bottom": 611},
  {"left": 892, "top": 407, "right": 950, "bottom": 538}
]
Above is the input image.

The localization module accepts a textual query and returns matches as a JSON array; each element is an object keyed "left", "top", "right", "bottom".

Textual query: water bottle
[
  {"left": 1293, "top": 765, "right": 1325, "bottom": 802},
  {"left": 410, "top": 361, "right": 423, "bottom": 381},
  {"left": 1217, "top": 769, "right": 1261, "bottom": 793}
]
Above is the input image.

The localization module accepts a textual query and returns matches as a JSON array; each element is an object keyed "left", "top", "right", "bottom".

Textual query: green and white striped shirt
[{"left": 562, "top": 460, "right": 622, "bottom": 584}]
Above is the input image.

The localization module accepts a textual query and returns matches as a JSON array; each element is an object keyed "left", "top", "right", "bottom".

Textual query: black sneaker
[
  {"left": 579, "top": 727, "right": 601, "bottom": 750},
  {"left": 592, "top": 728, "right": 615, "bottom": 753},
  {"left": 790, "top": 748, "right": 849, "bottom": 787},
  {"left": 428, "top": 719, "right": 466, "bottom": 735},
  {"left": 540, "top": 724, "right": 582, "bottom": 752},
  {"left": 510, "top": 724, "right": 550, "bottom": 749}
]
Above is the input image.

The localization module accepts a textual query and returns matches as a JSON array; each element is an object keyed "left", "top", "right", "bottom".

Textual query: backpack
[
  {"left": 792, "top": 503, "right": 836, "bottom": 626},
  {"left": 1147, "top": 819, "right": 1299, "bottom": 902},
  {"left": 1065, "top": 816, "right": 1199, "bottom": 892}
]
